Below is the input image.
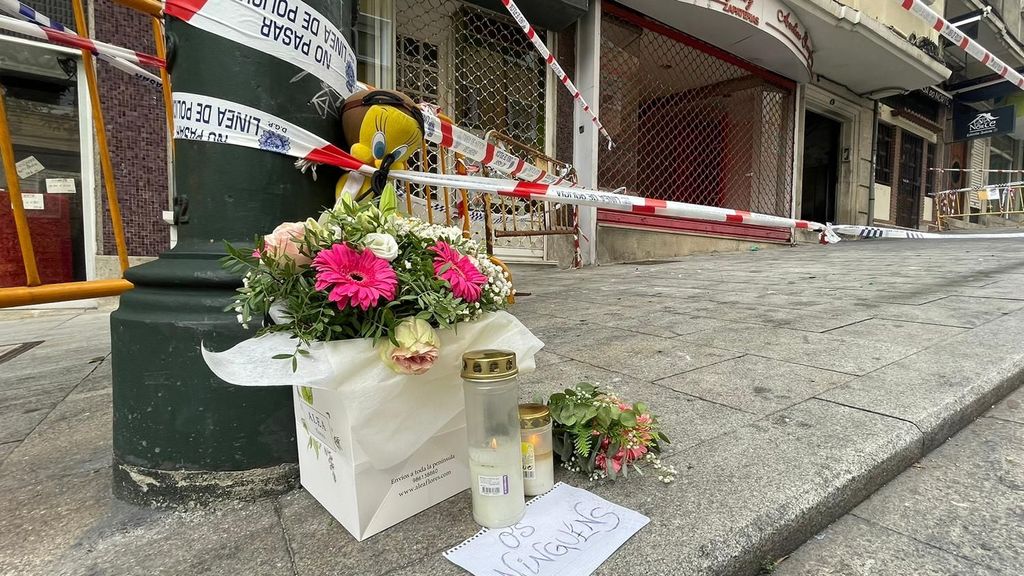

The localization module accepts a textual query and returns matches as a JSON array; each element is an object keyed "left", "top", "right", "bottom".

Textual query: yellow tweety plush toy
[{"left": 336, "top": 89, "right": 424, "bottom": 201}]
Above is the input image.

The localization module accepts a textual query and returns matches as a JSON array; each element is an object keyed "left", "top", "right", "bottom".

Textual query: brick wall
[{"left": 93, "top": 0, "right": 169, "bottom": 256}]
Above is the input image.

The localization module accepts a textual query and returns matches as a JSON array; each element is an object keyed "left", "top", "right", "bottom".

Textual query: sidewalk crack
[
  {"left": 273, "top": 498, "right": 299, "bottom": 576},
  {"left": 815, "top": 397, "right": 925, "bottom": 436}
]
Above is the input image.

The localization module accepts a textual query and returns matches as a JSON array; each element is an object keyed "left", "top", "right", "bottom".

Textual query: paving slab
[
  {"left": 825, "top": 318, "right": 967, "bottom": 347},
  {"left": 676, "top": 323, "right": 921, "bottom": 376},
  {"left": 819, "top": 310, "right": 1024, "bottom": 450},
  {"left": 0, "top": 389, "right": 112, "bottom": 490},
  {"left": 987, "top": 385, "right": 1024, "bottom": 424},
  {"left": 776, "top": 515, "right": 1002, "bottom": 576},
  {"left": 553, "top": 327, "right": 743, "bottom": 381},
  {"left": 656, "top": 354, "right": 852, "bottom": 415},
  {"left": 851, "top": 417, "right": 1024, "bottom": 575},
  {"left": 777, "top": 395, "right": 1024, "bottom": 576}
]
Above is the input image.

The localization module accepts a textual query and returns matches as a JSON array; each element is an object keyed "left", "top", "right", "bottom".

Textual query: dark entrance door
[
  {"left": 897, "top": 133, "right": 923, "bottom": 228},
  {"left": 800, "top": 111, "right": 840, "bottom": 223}
]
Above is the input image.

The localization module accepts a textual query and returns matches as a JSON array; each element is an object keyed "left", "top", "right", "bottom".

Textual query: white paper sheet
[
  {"left": 45, "top": 178, "right": 76, "bottom": 194},
  {"left": 15, "top": 156, "right": 44, "bottom": 179},
  {"left": 21, "top": 193, "right": 44, "bottom": 210},
  {"left": 444, "top": 483, "right": 649, "bottom": 576}
]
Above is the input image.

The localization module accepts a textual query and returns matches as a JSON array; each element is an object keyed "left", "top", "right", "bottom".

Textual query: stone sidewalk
[
  {"left": 776, "top": 386, "right": 1024, "bottom": 575},
  {"left": 2, "top": 238, "right": 1024, "bottom": 575}
]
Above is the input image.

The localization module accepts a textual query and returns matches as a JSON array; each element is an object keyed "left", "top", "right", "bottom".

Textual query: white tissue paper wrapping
[{"left": 202, "top": 311, "right": 543, "bottom": 469}]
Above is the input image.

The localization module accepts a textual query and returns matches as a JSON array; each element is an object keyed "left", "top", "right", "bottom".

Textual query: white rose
[{"left": 364, "top": 232, "right": 399, "bottom": 261}]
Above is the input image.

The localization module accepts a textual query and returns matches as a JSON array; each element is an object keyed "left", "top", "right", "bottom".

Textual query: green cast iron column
[{"left": 109, "top": 2, "right": 354, "bottom": 505}]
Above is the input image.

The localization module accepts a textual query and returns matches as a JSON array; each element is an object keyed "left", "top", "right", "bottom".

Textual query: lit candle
[
  {"left": 468, "top": 438, "right": 526, "bottom": 528},
  {"left": 519, "top": 404, "right": 554, "bottom": 496}
]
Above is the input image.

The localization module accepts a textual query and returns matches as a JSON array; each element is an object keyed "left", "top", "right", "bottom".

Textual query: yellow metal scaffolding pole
[
  {"left": 114, "top": 0, "right": 163, "bottom": 17},
  {"left": 0, "top": 86, "right": 41, "bottom": 287},
  {"left": 0, "top": 279, "right": 133, "bottom": 308},
  {"left": 153, "top": 17, "right": 173, "bottom": 139},
  {"left": 72, "top": 0, "right": 131, "bottom": 274}
]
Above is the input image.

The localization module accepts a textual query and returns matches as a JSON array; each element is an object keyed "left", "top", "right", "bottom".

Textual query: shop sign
[
  {"left": 953, "top": 105, "right": 1015, "bottom": 140},
  {"left": 717, "top": 0, "right": 759, "bottom": 25},
  {"left": 772, "top": 9, "right": 814, "bottom": 70}
]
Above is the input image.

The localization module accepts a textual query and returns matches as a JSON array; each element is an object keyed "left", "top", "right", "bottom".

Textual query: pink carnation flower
[
  {"left": 430, "top": 241, "right": 487, "bottom": 302},
  {"left": 312, "top": 243, "right": 397, "bottom": 311}
]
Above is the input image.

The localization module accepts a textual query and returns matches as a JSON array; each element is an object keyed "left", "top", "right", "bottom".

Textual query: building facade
[{"left": 6, "top": 0, "right": 1019, "bottom": 287}]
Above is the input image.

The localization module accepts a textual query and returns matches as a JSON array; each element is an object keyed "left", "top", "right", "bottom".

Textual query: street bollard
[{"left": 109, "top": 3, "right": 354, "bottom": 506}]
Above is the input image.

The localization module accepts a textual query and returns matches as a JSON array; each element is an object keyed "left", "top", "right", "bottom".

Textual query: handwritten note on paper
[
  {"left": 15, "top": 156, "right": 44, "bottom": 179},
  {"left": 444, "top": 483, "right": 649, "bottom": 576}
]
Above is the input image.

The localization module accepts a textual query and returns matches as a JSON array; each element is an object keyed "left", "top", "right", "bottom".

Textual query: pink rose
[
  {"left": 262, "top": 222, "right": 310, "bottom": 267},
  {"left": 380, "top": 318, "right": 441, "bottom": 375}
]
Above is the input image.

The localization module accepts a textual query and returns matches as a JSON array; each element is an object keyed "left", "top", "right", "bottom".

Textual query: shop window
[{"left": 875, "top": 123, "right": 894, "bottom": 185}]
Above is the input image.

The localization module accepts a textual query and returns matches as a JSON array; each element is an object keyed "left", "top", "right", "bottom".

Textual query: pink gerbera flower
[
  {"left": 429, "top": 241, "right": 487, "bottom": 302},
  {"left": 312, "top": 243, "right": 397, "bottom": 311}
]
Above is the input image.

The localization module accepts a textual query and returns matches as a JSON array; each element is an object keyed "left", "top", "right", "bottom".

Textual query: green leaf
[
  {"left": 620, "top": 411, "right": 637, "bottom": 428},
  {"left": 271, "top": 354, "right": 293, "bottom": 360},
  {"left": 378, "top": 183, "right": 398, "bottom": 216},
  {"left": 577, "top": 382, "right": 596, "bottom": 395},
  {"left": 634, "top": 402, "right": 648, "bottom": 414}
]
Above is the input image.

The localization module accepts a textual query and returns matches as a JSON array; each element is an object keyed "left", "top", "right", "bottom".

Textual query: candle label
[
  {"left": 478, "top": 474, "right": 510, "bottom": 496},
  {"left": 521, "top": 442, "right": 536, "bottom": 480}
]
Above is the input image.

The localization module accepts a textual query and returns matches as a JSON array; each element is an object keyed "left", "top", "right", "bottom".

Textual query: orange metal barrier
[{"left": 0, "top": 5, "right": 164, "bottom": 308}]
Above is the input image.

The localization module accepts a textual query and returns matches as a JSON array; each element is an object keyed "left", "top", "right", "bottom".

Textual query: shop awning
[
  {"left": 618, "top": 0, "right": 814, "bottom": 83},
  {"left": 782, "top": 0, "right": 951, "bottom": 95}
]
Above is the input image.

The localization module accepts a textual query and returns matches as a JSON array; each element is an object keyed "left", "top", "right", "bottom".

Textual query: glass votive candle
[{"left": 518, "top": 403, "right": 554, "bottom": 496}]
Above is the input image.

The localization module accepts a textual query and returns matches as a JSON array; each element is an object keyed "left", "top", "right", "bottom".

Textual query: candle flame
[
  {"left": 528, "top": 434, "right": 540, "bottom": 446},
  {"left": 489, "top": 437, "right": 498, "bottom": 449}
]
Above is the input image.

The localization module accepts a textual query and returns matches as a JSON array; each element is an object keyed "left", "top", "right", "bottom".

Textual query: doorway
[
  {"left": 897, "top": 133, "right": 923, "bottom": 229},
  {"left": 801, "top": 111, "right": 840, "bottom": 224}
]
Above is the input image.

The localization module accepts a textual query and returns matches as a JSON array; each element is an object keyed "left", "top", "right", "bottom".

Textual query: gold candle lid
[
  {"left": 461, "top": 349, "right": 518, "bottom": 381},
  {"left": 519, "top": 403, "right": 551, "bottom": 428}
]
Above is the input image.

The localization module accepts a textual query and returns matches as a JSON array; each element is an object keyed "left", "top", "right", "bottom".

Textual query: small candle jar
[
  {"left": 462, "top": 350, "right": 526, "bottom": 528},
  {"left": 519, "top": 404, "right": 554, "bottom": 496}
]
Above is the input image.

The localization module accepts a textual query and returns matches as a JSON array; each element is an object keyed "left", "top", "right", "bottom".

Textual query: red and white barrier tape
[
  {"left": 0, "top": 13, "right": 163, "bottom": 69},
  {"left": 834, "top": 225, "right": 1024, "bottom": 240},
  {"left": 172, "top": 92, "right": 833, "bottom": 239},
  {"left": 164, "top": 0, "right": 359, "bottom": 98},
  {"left": 0, "top": 0, "right": 162, "bottom": 86},
  {"left": 898, "top": 0, "right": 1024, "bottom": 89},
  {"left": 929, "top": 168, "right": 1024, "bottom": 173},
  {"left": 935, "top": 180, "right": 1024, "bottom": 195},
  {"left": 498, "top": 0, "right": 613, "bottom": 148},
  {"left": 418, "top": 104, "right": 576, "bottom": 187}
]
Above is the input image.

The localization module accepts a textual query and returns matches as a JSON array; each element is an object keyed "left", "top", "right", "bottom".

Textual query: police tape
[
  {"left": 172, "top": 91, "right": 838, "bottom": 238},
  {"left": 0, "top": 13, "right": 163, "bottom": 69},
  {"left": 832, "top": 225, "right": 1024, "bottom": 240},
  {"left": 172, "top": 92, "right": 1024, "bottom": 245},
  {"left": 164, "top": 0, "right": 359, "bottom": 98},
  {"left": 0, "top": 0, "right": 163, "bottom": 86},
  {"left": 418, "top": 104, "right": 576, "bottom": 188},
  {"left": 498, "top": 0, "right": 613, "bottom": 148},
  {"left": 898, "top": 0, "right": 1024, "bottom": 90}
]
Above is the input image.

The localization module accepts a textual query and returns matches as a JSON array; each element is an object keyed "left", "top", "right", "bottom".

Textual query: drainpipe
[{"left": 868, "top": 99, "right": 880, "bottom": 225}]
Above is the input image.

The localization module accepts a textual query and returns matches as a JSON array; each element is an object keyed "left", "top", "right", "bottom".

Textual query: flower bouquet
[
  {"left": 548, "top": 384, "right": 675, "bottom": 483},
  {"left": 202, "top": 186, "right": 544, "bottom": 540}
]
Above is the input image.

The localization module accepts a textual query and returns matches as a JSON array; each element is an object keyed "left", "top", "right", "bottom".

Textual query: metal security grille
[
  {"left": 394, "top": 0, "right": 547, "bottom": 146},
  {"left": 598, "top": 6, "right": 795, "bottom": 222},
  {"left": 393, "top": 0, "right": 558, "bottom": 258}
]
